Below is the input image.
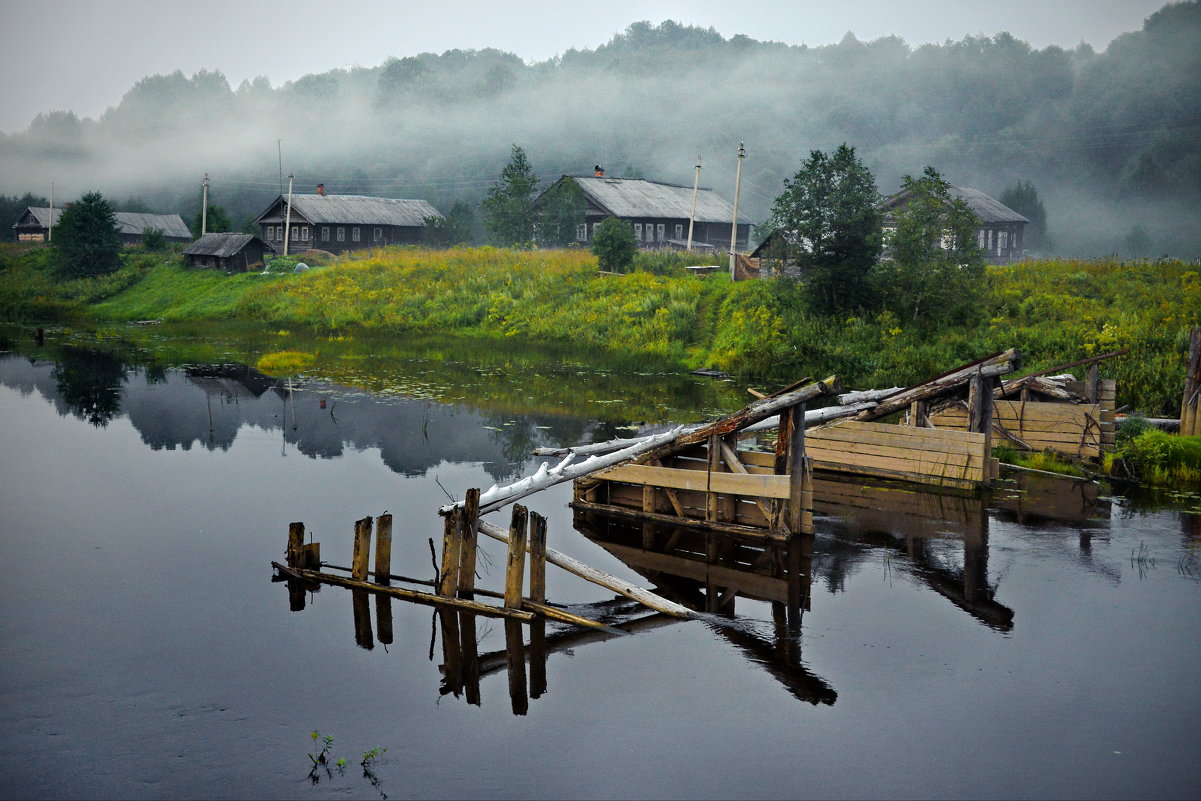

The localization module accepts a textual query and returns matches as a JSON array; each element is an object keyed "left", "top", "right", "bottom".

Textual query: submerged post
[
  {"left": 439, "top": 508, "right": 463, "bottom": 596},
  {"left": 352, "top": 516, "right": 373, "bottom": 581},
  {"left": 374, "top": 514, "right": 393, "bottom": 585},
  {"left": 287, "top": 522, "right": 305, "bottom": 568},
  {"left": 457, "top": 488, "right": 480, "bottom": 598},
  {"left": 505, "top": 505, "right": 529, "bottom": 610},
  {"left": 529, "top": 511, "right": 547, "bottom": 604},
  {"left": 785, "top": 402, "right": 812, "bottom": 536}
]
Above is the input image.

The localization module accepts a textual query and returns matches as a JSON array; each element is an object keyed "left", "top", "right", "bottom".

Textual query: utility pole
[
  {"left": 283, "top": 174, "right": 294, "bottom": 257},
  {"left": 277, "top": 140, "right": 284, "bottom": 196},
  {"left": 728, "top": 142, "right": 745, "bottom": 280},
  {"left": 48, "top": 182, "right": 54, "bottom": 243},
  {"left": 201, "top": 173, "right": 209, "bottom": 235},
  {"left": 686, "top": 155, "right": 701, "bottom": 253}
]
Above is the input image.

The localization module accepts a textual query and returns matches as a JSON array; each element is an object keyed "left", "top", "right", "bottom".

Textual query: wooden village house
[
  {"left": 537, "top": 169, "right": 752, "bottom": 251},
  {"left": 879, "top": 185, "right": 1028, "bottom": 264},
  {"left": 183, "top": 233, "right": 273, "bottom": 272},
  {"left": 253, "top": 186, "right": 443, "bottom": 254},
  {"left": 12, "top": 206, "right": 192, "bottom": 245}
]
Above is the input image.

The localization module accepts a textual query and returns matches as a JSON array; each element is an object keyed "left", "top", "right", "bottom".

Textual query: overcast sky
[{"left": 0, "top": 0, "right": 1169, "bottom": 134}]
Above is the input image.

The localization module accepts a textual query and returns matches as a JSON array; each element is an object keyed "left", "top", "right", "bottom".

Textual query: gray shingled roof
[
  {"left": 567, "top": 176, "right": 750, "bottom": 224},
  {"left": 14, "top": 207, "right": 192, "bottom": 238},
  {"left": 183, "top": 233, "right": 266, "bottom": 258},
  {"left": 256, "top": 194, "right": 443, "bottom": 226},
  {"left": 880, "top": 186, "right": 1028, "bottom": 224}
]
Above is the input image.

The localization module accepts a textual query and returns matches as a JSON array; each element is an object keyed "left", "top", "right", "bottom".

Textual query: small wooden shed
[{"left": 183, "top": 233, "right": 273, "bottom": 272}]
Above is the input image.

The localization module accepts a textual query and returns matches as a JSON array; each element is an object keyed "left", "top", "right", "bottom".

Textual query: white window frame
[
  {"left": 291, "top": 226, "right": 300, "bottom": 242},
  {"left": 321, "top": 227, "right": 329, "bottom": 242},
  {"left": 657, "top": 224, "right": 665, "bottom": 242},
  {"left": 998, "top": 231, "right": 1008, "bottom": 250},
  {"left": 576, "top": 224, "right": 587, "bottom": 242},
  {"left": 374, "top": 227, "right": 383, "bottom": 241},
  {"left": 633, "top": 223, "right": 642, "bottom": 240},
  {"left": 336, "top": 227, "right": 345, "bottom": 242},
  {"left": 675, "top": 224, "right": 683, "bottom": 240},
  {"left": 352, "top": 227, "right": 361, "bottom": 242}
]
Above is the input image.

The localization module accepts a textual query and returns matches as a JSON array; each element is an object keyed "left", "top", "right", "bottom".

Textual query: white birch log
[
  {"left": 836, "top": 387, "right": 904, "bottom": 405},
  {"left": 477, "top": 520, "right": 695, "bottom": 619},
  {"left": 740, "top": 401, "right": 879, "bottom": 434}
]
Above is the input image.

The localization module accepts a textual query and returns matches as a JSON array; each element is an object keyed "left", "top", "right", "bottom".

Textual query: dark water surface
[{"left": 1, "top": 325, "right": 1199, "bottom": 799}]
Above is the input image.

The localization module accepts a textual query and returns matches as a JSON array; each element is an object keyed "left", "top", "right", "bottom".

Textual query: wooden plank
[
  {"left": 598, "top": 464, "right": 791, "bottom": 499},
  {"left": 571, "top": 500, "right": 793, "bottom": 541},
  {"left": 272, "top": 562, "right": 535, "bottom": 621},
  {"left": 813, "top": 464, "right": 981, "bottom": 490},
  {"left": 809, "top": 451, "right": 981, "bottom": 482},
  {"left": 804, "top": 439, "right": 987, "bottom": 468}
]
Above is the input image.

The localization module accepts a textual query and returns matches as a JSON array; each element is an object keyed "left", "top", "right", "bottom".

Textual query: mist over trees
[{"left": 1, "top": 3, "right": 1198, "bottom": 255}]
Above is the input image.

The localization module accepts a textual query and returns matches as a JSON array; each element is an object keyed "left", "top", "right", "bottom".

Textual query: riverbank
[{"left": 2, "top": 243, "right": 1198, "bottom": 415}]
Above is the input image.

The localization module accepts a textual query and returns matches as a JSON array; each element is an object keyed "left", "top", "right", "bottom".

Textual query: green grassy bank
[{"left": 2, "top": 243, "right": 1198, "bottom": 416}]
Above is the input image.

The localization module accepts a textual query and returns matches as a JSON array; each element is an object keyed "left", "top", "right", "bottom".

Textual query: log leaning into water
[
  {"left": 476, "top": 519, "right": 696, "bottom": 619},
  {"left": 849, "top": 349, "right": 1019, "bottom": 423},
  {"left": 447, "top": 376, "right": 841, "bottom": 517}
]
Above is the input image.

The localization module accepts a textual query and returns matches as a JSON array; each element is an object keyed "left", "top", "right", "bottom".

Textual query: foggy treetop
[{"left": 2, "top": 3, "right": 1198, "bottom": 255}]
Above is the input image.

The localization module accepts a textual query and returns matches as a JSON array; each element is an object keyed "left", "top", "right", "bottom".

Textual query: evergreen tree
[
  {"left": 536, "top": 178, "right": 586, "bottom": 247},
  {"left": 54, "top": 191, "right": 122, "bottom": 278},
  {"left": 764, "top": 143, "right": 881, "bottom": 312},
  {"left": 590, "top": 217, "right": 636, "bottom": 272},
  {"left": 482, "top": 144, "right": 539, "bottom": 246},
  {"left": 999, "top": 180, "right": 1047, "bottom": 249}
]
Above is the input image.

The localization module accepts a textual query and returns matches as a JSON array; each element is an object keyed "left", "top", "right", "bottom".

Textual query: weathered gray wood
[
  {"left": 438, "top": 508, "right": 462, "bottom": 596},
  {"left": 786, "top": 402, "right": 811, "bottom": 535},
  {"left": 457, "top": 488, "right": 480, "bottom": 597},
  {"left": 351, "top": 516, "right": 372, "bottom": 581},
  {"left": 287, "top": 522, "right": 305, "bottom": 568},
  {"left": 850, "top": 350, "right": 1019, "bottom": 422},
  {"left": 529, "top": 512, "right": 547, "bottom": 604},
  {"left": 374, "top": 514, "right": 392, "bottom": 585},
  {"left": 505, "top": 505, "right": 529, "bottom": 610}
]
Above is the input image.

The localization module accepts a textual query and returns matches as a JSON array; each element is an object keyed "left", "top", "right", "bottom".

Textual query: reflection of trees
[{"left": 52, "top": 348, "right": 127, "bottom": 427}]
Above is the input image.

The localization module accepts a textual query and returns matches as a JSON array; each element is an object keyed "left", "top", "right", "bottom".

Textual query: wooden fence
[{"left": 931, "top": 399, "right": 1103, "bottom": 459}]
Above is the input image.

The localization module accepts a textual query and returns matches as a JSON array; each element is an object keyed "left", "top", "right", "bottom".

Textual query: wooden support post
[
  {"left": 786, "top": 402, "right": 812, "bottom": 536},
  {"left": 706, "top": 435, "right": 722, "bottom": 522},
  {"left": 352, "top": 516, "right": 373, "bottom": 581},
  {"left": 529, "top": 511, "right": 547, "bottom": 604},
  {"left": 300, "top": 542, "right": 320, "bottom": 570},
  {"left": 909, "top": 399, "right": 927, "bottom": 428},
  {"left": 1182, "top": 328, "right": 1201, "bottom": 437},
  {"left": 505, "top": 505, "right": 529, "bottom": 610},
  {"left": 457, "top": 488, "right": 480, "bottom": 598},
  {"left": 770, "top": 407, "right": 793, "bottom": 531},
  {"left": 374, "top": 514, "right": 392, "bottom": 586},
  {"left": 968, "top": 370, "right": 994, "bottom": 457},
  {"left": 287, "top": 522, "right": 305, "bottom": 568},
  {"left": 439, "top": 508, "right": 463, "bottom": 596},
  {"left": 1085, "top": 362, "right": 1100, "bottom": 404}
]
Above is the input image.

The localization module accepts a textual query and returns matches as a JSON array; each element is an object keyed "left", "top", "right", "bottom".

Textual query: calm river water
[{"left": 1, "top": 323, "right": 1198, "bottom": 799}]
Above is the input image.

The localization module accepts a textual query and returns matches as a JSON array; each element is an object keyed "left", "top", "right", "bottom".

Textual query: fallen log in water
[
  {"left": 450, "top": 376, "right": 841, "bottom": 516},
  {"left": 476, "top": 519, "right": 696, "bottom": 619}
]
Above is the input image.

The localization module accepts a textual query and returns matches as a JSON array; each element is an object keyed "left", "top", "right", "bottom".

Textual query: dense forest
[{"left": 1, "top": 1, "right": 1198, "bottom": 255}]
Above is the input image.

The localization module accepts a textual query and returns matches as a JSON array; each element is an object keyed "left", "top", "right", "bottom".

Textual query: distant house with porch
[
  {"left": 535, "top": 169, "right": 752, "bottom": 251},
  {"left": 879, "top": 185, "right": 1028, "bottom": 264},
  {"left": 183, "top": 233, "right": 273, "bottom": 272},
  {"left": 12, "top": 206, "right": 192, "bottom": 245},
  {"left": 252, "top": 186, "right": 442, "bottom": 254}
]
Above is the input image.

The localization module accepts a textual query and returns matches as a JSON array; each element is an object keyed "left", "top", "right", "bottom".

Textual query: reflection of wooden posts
[
  {"left": 352, "top": 590, "right": 374, "bottom": 650},
  {"left": 439, "top": 609, "right": 463, "bottom": 697},
  {"left": 962, "top": 504, "right": 990, "bottom": 605},
  {"left": 504, "top": 620, "right": 529, "bottom": 716},
  {"left": 459, "top": 612, "right": 481, "bottom": 706},
  {"left": 529, "top": 619, "right": 547, "bottom": 700},
  {"left": 458, "top": 489, "right": 480, "bottom": 598},
  {"left": 352, "top": 516, "right": 372, "bottom": 581},
  {"left": 1182, "top": 328, "right": 1201, "bottom": 437}
]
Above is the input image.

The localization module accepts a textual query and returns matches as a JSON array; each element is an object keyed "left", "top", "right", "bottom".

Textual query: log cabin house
[
  {"left": 536, "top": 169, "right": 752, "bottom": 251},
  {"left": 879, "top": 185, "right": 1028, "bottom": 264},
  {"left": 183, "top": 233, "right": 273, "bottom": 272},
  {"left": 12, "top": 206, "right": 192, "bottom": 245},
  {"left": 253, "top": 187, "right": 443, "bottom": 254}
]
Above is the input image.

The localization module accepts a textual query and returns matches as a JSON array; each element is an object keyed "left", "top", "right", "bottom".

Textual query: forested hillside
[{"left": 1, "top": 2, "right": 1197, "bottom": 255}]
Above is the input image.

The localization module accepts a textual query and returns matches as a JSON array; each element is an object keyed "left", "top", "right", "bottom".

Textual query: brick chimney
[
  {"left": 316, "top": 183, "right": 326, "bottom": 196},
  {"left": 594, "top": 165, "right": 604, "bottom": 177}
]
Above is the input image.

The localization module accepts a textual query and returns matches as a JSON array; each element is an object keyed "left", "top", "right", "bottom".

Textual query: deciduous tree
[{"left": 590, "top": 217, "right": 637, "bottom": 272}]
